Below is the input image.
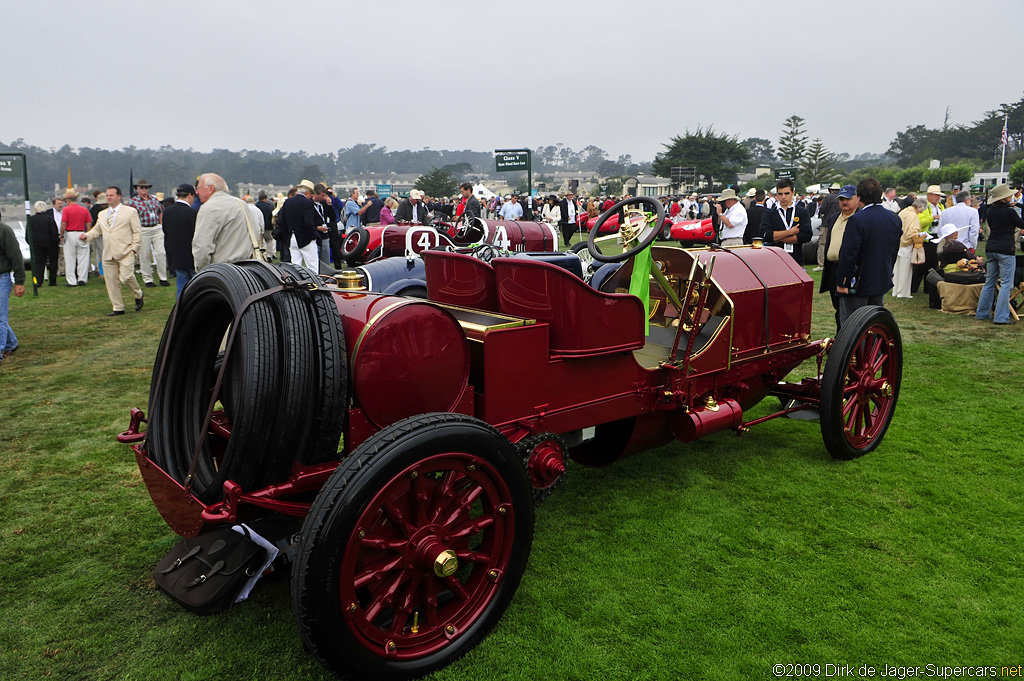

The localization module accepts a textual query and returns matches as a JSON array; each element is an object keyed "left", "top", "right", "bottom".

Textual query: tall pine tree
[
  {"left": 778, "top": 115, "right": 808, "bottom": 167},
  {"left": 800, "top": 139, "right": 839, "bottom": 185}
]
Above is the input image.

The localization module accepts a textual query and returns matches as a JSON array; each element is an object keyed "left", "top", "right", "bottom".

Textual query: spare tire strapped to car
[{"left": 147, "top": 261, "right": 347, "bottom": 504}]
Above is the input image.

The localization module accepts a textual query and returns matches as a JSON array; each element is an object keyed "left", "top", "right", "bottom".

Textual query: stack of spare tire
[{"left": 147, "top": 261, "right": 347, "bottom": 504}]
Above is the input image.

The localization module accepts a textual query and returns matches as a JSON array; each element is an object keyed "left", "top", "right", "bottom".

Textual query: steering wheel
[
  {"left": 588, "top": 196, "right": 665, "bottom": 263},
  {"left": 471, "top": 243, "right": 499, "bottom": 262}
]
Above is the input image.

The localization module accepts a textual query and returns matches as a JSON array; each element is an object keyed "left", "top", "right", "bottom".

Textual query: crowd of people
[{"left": 3, "top": 171, "right": 1021, "bottom": 370}]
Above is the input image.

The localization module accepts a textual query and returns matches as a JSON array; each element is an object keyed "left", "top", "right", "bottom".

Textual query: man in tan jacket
[{"left": 81, "top": 186, "right": 144, "bottom": 316}]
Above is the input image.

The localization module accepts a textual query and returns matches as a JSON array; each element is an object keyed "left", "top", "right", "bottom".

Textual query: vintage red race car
[
  {"left": 342, "top": 217, "right": 560, "bottom": 266},
  {"left": 577, "top": 208, "right": 674, "bottom": 237},
  {"left": 120, "top": 197, "right": 902, "bottom": 681},
  {"left": 669, "top": 216, "right": 717, "bottom": 244}
]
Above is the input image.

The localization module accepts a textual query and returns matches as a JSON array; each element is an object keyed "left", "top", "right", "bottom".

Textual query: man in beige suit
[{"left": 80, "top": 186, "right": 145, "bottom": 316}]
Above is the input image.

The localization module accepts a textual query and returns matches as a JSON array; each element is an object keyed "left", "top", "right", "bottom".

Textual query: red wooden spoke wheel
[
  {"left": 820, "top": 306, "right": 903, "bottom": 460},
  {"left": 293, "top": 414, "right": 534, "bottom": 681}
]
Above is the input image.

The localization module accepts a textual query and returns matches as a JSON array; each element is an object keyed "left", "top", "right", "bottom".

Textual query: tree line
[{"left": 653, "top": 92, "right": 1024, "bottom": 193}]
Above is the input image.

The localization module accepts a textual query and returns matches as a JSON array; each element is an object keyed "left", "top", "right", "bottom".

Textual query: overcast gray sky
[{"left": 5, "top": 0, "right": 1021, "bottom": 163}]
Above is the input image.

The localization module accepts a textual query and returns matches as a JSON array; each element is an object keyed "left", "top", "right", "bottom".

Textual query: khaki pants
[
  {"left": 103, "top": 253, "right": 144, "bottom": 312},
  {"left": 139, "top": 225, "right": 167, "bottom": 283}
]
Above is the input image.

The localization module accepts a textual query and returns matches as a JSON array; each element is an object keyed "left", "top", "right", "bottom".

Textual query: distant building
[
  {"left": 971, "top": 170, "right": 1010, "bottom": 188},
  {"left": 622, "top": 175, "right": 672, "bottom": 197}
]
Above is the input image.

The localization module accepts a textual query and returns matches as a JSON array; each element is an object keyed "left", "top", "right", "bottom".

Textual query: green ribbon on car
[{"left": 629, "top": 243, "right": 653, "bottom": 336}]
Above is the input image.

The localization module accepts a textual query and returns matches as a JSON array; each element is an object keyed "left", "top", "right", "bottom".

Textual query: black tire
[
  {"left": 343, "top": 228, "right": 370, "bottom": 265},
  {"left": 292, "top": 413, "right": 534, "bottom": 681},
  {"left": 366, "top": 246, "right": 382, "bottom": 262},
  {"left": 589, "top": 197, "right": 665, "bottom": 263},
  {"left": 659, "top": 219, "right": 672, "bottom": 240},
  {"left": 148, "top": 264, "right": 289, "bottom": 504},
  {"left": 271, "top": 262, "right": 348, "bottom": 464},
  {"left": 820, "top": 305, "right": 902, "bottom": 460}
]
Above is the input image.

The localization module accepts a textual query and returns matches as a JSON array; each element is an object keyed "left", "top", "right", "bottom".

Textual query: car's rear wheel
[
  {"left": 344, "top": 228, "right": 370, "bottom": 265},
  {"left": 293, "top": 413, "right": 534, "bottom": 681},
  {"left": 820, "top": 306, "right": 902, "bottom": 460}
]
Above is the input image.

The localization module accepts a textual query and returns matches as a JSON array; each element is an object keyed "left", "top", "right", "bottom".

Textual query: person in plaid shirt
[{"left": 128, "top": 179, "right": 169, "bottom": 287}]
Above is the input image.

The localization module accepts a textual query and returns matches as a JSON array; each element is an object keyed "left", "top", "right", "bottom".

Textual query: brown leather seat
[
  {"left": 492, "top": 257, "right": 644, "bottom": 358},
  {"left": 422, "top": 251, "right": 498, "bottom": 311}
]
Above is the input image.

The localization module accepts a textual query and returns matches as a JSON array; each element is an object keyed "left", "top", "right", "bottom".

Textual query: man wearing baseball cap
[
  {"left": 834, "top": 178, "right": 901, "bottom": 327},
  {"left": 819, "top": 184, "right": 860, "bottom": 330}
]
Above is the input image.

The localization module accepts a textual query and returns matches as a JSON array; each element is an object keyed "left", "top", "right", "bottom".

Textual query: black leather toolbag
[{"left": 153, "top": 525, "right": 267, "bottom": 615}]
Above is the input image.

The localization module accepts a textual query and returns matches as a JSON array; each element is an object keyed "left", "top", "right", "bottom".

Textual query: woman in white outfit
[{"left": 893, "top": 197, "right": 926, "bottom": 298}]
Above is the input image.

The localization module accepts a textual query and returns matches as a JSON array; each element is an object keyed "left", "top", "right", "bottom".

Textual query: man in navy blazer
[{"left": 835, "top": 178, "right": 901, "bottom": 327}]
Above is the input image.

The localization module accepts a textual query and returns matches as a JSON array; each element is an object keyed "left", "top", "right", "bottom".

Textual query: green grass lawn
[{"left": 1, "top": 260, "right": 1022, "bottom": 681}]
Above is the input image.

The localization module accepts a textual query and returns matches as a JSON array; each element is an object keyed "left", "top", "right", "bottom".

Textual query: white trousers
[
  {"left": 290, "top": 235, "right": 319, "bottom": 270},
  {"left": 63, "top": 233, "right": 91, "bottom": 284},
  {"left": 139, "top": 225, "right": 167, "bottom": 283}
]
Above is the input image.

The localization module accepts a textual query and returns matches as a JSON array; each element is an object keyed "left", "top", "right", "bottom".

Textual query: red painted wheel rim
[
  {"left": 338, "top": 453, "right": 516, "bottom": 660},
  {"left": 343, "top": 234, "right": 360, "bottom": 256},
  {"left": 839, "top": 323, "right": 897, "bottom": 448}
]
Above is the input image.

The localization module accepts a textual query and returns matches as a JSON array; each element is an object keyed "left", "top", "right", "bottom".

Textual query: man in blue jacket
[{"left": 835, "top": 178, "right": 901, "bottom": 327}]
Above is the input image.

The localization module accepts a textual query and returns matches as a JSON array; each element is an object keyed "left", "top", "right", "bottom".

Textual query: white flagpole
[{"left": 999, "top": 114, "right": 1008, "bottom": 179}]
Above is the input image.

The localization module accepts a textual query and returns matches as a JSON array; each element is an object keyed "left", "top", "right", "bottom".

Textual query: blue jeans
[
  {"left": 175, "top": 269, "right": 196, "bottom": 298},
  {"left": 975, "top": 252, "right": 1016, "bottom": 323},
  {"left": 0, "top": 273, "right": 17, "bottom": 353}
]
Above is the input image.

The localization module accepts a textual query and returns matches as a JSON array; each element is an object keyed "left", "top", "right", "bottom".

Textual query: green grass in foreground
[{"left": 1, "top": 262, "right": 1023, "bottom": 680}]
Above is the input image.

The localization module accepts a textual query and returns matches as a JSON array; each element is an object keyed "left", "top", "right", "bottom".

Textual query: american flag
[{"left": 1001, "top": 120, "right": 1008, "bottom": 147}]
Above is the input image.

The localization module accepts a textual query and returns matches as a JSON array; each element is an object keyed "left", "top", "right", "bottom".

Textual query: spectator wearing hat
[
  {"left": 59, "top": 190, "right": 93, "bottom": 286},
  {"left": 280, "top": 179, "right": 325, "bottom": 269},
  {"left": 395, "top": 189, "right": 429, "bottom": 223},
  {"left": 540, "top": 195, "right": 561, "bottom": 225},
  {"left": 910, "top": 185, "right": 945, "bottom": 294},
  {"left": 716, "top": 189, "right": 747, "bottom": 247},
  {"left": 815, "top": 183, "right": 843, "bottom": 270},
  {"left": 936, "top": 190, "right": 980, "bottom": 254},
  {"left": 759, "top": 178, "right": 812, "bottom": 266},
  {"left": 28, "top": 200, "right": 60, "bottom": 287},
  {"left": 126, "top": 179, "right": 168, "bottom": 287},
  {"left": 820, "top": 184, "right": 862, "bottom": 329},
  {"left": 192, "top": 173, "right": 258, "bottom": 271},
  {"left": 80, "top": 186, "right": 144, "bottom": 316},
  {"left": 834, "top": 178, "right": 901, "bottom": 327},
  {"left": 162, "top": 184, "right": 198, "bottom": 297},
  {"left": 976, "top": 183, "right": 1024, "bottom": 324},
  {"left": 557, "top": 190, "right": 577, "bottom": 245}
]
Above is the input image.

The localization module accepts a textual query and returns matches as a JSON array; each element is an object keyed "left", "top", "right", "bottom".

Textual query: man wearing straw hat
[
  {"left": 715, "top": 188, "right": 747, "bottom": 247},
  {"left": 910, "top": 184, "right": 945, "bottom": 294}
]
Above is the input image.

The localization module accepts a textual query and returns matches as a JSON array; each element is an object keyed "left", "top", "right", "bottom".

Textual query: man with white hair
[
  {"left": 192, "top": 173, "right": 256, "bottom": 271},
  {"left": 936, "top": 189, "right": 980, "bottom": 253}
]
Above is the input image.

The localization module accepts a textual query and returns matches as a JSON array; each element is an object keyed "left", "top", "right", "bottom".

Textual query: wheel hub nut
[{"left": 434, "top": 549, "right": 458, "bottom": 578}]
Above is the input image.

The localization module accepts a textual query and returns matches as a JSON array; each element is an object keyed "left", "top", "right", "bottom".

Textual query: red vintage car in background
[
  {"left": 342, "top": 217, "right": 560, "bottom": 265},
  {"left": 120, "top": 197, "right": 902, "bottom": 681}
]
